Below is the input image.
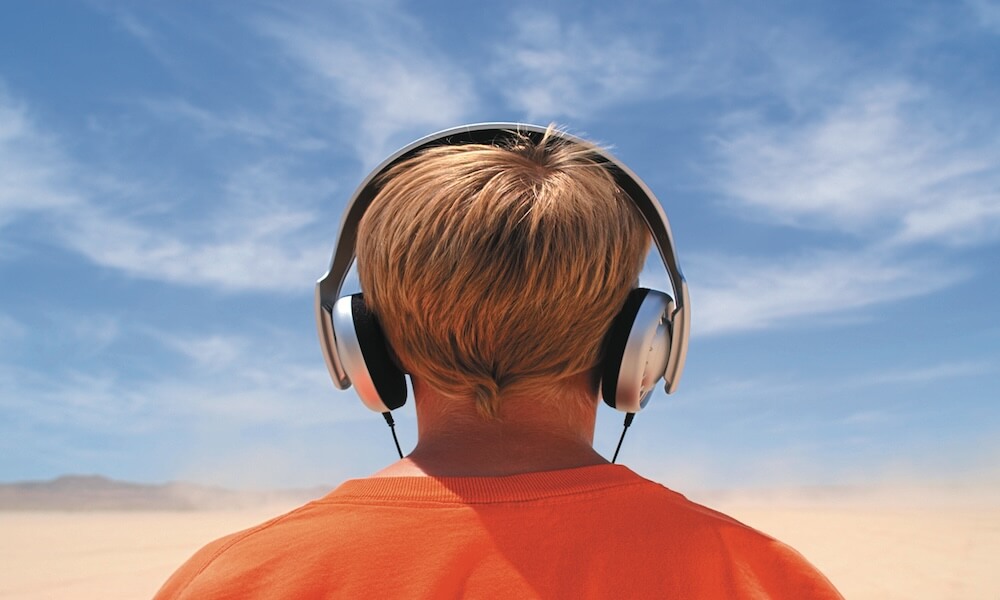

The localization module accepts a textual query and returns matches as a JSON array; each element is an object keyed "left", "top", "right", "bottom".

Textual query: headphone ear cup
[
  {"left": 601, "top": 288, "right": 673, "bottom": 413},
  {"left": 332, "top": 294, "right": 407, "bottom": 412}
]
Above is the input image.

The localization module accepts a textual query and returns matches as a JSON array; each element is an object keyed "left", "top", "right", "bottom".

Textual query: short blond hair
[{"left": 356, "top": 128, "right": 649, "bottom": 417}]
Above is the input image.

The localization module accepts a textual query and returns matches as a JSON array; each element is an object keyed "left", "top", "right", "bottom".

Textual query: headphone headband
[{"left": 316, "top": 123, "right": 690, "bottom": 394}]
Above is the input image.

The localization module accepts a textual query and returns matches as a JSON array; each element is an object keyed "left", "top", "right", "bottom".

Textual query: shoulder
[
  {"left": 619, "top": 477, "right": 843, "bottom": 598},
  {"left": 153, "top": 500, "right": 345, "bottom": 599}
]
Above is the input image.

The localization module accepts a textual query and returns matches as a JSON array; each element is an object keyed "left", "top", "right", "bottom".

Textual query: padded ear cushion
[
  {"left": 601, "top": 288, "right": 651, "bottom": 409},
  {"left": 348, "top": 294, "right": 407, "bottom": 411}
]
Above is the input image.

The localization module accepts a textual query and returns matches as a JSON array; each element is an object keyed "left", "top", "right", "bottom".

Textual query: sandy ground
[
  {"left": 716, "top": 503, "right": 1000, "bottom": 599},
  {"left": 0, "top": 506, "right": 294, "bottom": 600},
  {"left": 1, "top": 497, "right": 997, "bottom": 599}
]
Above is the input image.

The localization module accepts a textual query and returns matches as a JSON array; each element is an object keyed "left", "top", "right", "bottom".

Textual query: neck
[{"left": 374, "top": 375, "right": 607, "bottom": 477}]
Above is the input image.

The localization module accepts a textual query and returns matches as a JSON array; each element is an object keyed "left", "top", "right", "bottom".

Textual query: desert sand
[
  {"left": 1, "top": 489, "right": 997, "bottom": 599},
  {"left": 714, "top": 503, "right": 1000, "bottom": 599}
]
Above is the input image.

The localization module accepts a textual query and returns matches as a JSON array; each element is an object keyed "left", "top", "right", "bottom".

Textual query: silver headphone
[{"left": 315, "top": 123, "right": 690, "bottom": 415}]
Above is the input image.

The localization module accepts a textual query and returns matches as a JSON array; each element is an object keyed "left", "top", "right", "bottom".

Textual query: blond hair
[{"left": 356, "top": 128, "right": 650, "bottom": 418}]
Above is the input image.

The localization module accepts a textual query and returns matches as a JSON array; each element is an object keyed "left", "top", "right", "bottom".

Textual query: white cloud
[
  {"left": 154, "top": 332, "right": 247, "bottom": 370},
  {"left": 839, "top": 409, "right": 891, "bottom": 426},
  {"left": 64, "top": 314, "right": 121, "bottom": 351},
  {"left": 846, "top": 360, "right": 994, "bottom": 387},
  {"left": 62, "top": 214, "right": 328, "bottom": 293},
  {"left": 688, "top": 250, "right": 964, "bottom": 336},
  {"left": 110, "top": 10, "right": 179, "bottom": 72},
  {"left": 0, "top": 89, "right": 81, "bottom": 229},
  {"left": 0, "top": 343, "right": 388, "bottom": 487},
  {"left": 492, "top": 12, "right": 661, "bottom": 121},
  {"left": 0, "top": 328, "right": 369, "bottom": 434},
  {"left": 716, "top": 83, "right": 1000, "bottom": 244},
  {"left": 139, "top": 97, "right": 329, "bottom": 151},
  {"left": 699, "top": 28, "right": 1000, "bottom": 339},
  {"left": 894, "top": 194, "right": 1000, "bottom": 245},
  {"left": 658, "top": 373, "right": 809, "bottom": 412},
  {"left": 255, "top": 10, "right": 476, "bottom": 165},
  {"left": 0, "top": 87, "right": 337, "bottom": 292},
  {"left": 57, "top": 159, "right": 337, "bottom": 292},
  {"left": 138, "top": 361, "right": 347, "bottom": 425}
]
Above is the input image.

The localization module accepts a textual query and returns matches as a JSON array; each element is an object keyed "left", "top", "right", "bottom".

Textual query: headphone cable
[
  {"left": 382, "top": 411, "right": 404, "bottom": 459},
  {"left": 611, "top": 412, "right": 636, "bottom": 464},
  {"left": 384, "top": 410, "right": 634, "bottom": 463}
]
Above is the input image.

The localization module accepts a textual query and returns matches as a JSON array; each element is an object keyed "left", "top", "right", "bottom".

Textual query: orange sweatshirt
[{"left": 155, "top": 465, "right": 842, "bottom": 599}]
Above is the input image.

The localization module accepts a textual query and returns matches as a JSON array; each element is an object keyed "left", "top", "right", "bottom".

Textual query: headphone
[{"left": 315, "top": 123, "right": 690, "bottom": 418}]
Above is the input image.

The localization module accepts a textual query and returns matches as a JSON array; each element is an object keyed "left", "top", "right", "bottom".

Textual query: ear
[
  {"left": 332, "top": 294, "right": 407, "bottom": 412},
  {"left": 600, "top": 288, "right": 673, "bottom": 413}
]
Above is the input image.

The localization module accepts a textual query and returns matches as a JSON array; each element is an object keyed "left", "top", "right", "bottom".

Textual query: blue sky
[{"left": 1, "top": 0, "right": 998, "bottom": 491}]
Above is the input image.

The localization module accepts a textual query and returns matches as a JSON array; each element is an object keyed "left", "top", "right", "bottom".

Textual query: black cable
[
  {"left": 382, "top": 411, "right": 404, "bottom": 459},
  {"left": 611, "top": 412, "right": 635, "bottom": 464}
]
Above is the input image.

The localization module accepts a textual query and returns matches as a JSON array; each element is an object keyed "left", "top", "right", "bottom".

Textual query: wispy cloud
[
  {"left": 139, "top": 97, "right": 329, "bottom": 151},
  {"left": 61, "top": 313, "right": 121, "bottom": 352},
  {"left": 845, "top": 360, "right": 994, "bottom": 387},
  {"left": 688, "top": 250, "right": 964, "bottom": 336},
  {"left": 716, "top": 83, "right": 1000, "bottom": 245},
  {"left": 492, "top": 12, "right": 661, "bottom": 121},
  {"left": 254, "top": 7, "right": 476, "bottom": 165},
  {"left": 838, "top": 410, "right": 891, "bottom": 426},
  {"left": 110, "top": 10, "right": 179, "bottom": 72},
  {"left": 1, "top": 87, "right": 337, "bottom": 292},
  {"left": 153, "top": 331, "right": 248, "bottom": 370},
  {"left": 0, "top": 325, "right": 367, "bottom": 434},
  {"left": 0, "top": 89, "right": 81, "bottom": 230},
  {"left": 681, "top": 360, "right": 993, "bottom": 412},
  {"left": 698, "top": 74, "right": 999, "bottom": 336},
  {"left": 58, "top": 160, "right": 336, "bottom": 292},
  {"left": 0, "top": 312, "right": 378, "bottom": 488}
]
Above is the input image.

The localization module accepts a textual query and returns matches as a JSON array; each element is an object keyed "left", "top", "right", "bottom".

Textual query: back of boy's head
[{"left": 356, "top": 127, "right": 650, "bottom": 418}]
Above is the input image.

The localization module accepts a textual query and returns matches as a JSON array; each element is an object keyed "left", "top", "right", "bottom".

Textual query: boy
[{"left": 156, "top": 125, "right": 841, "bottom": 599}]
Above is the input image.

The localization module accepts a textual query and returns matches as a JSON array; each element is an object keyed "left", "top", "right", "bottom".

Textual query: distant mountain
[{"left": 0, "top": 474, "right": 330, "bottom": 511}]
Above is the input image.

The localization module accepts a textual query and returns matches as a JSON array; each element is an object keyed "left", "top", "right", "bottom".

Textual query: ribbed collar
[{"left": 321, "top": 464, "right": 647, "bottom": 505}]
